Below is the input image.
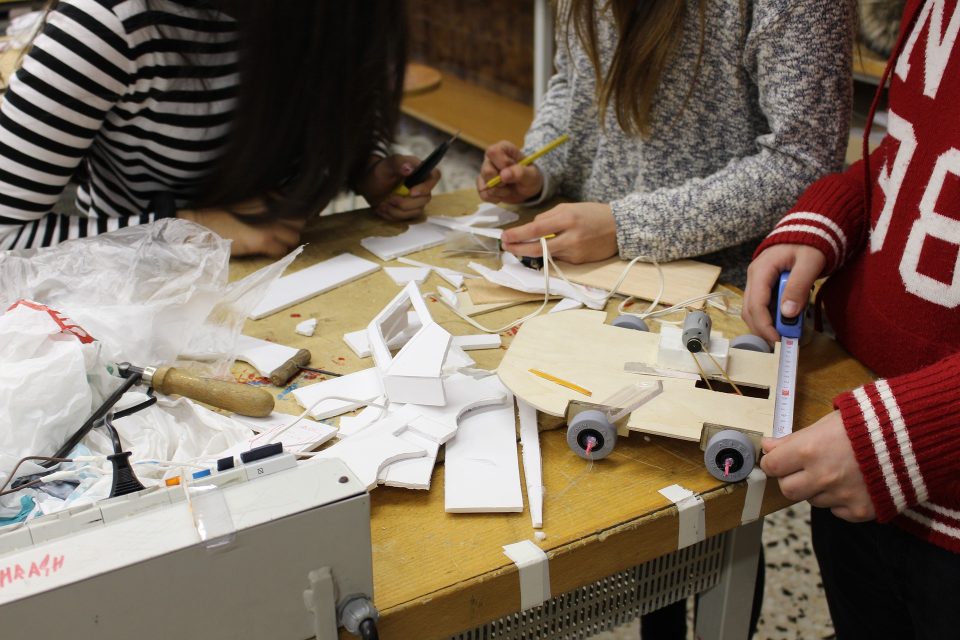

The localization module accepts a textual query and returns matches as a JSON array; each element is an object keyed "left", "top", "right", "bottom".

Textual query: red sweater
[{"left": 756, "top": 0, "right": 960, "bottom": 552}]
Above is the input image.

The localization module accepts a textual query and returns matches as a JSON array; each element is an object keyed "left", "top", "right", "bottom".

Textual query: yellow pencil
[
  {"left": 486, "top": 134, "right": 569, "bottom": 189},
  {"left": 528, "top": 368, "right": 592, "bottom": 397}
]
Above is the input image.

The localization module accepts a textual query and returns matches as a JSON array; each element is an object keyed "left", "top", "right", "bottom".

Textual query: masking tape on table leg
[
  {"left": 740, "top": 467, "right": 767, "bottom": 524},
  {"left": 502, "top": 540, "right": 551, "bottom": 610},
  {"left": 186, "top": 484, "right": 236, "bottom": 549},
  {"left": 658, "top": 484, "right": 705, "bottom": 549}
]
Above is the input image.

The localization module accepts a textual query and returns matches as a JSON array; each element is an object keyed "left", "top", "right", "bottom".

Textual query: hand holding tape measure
[{"left": 771, "top": 271, "right": 805, "bottom": 438}]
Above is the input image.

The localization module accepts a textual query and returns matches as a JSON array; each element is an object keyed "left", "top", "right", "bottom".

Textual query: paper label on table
[
  {"left": 740, "top": 467, "right": 767, "bottom": 524},
  {"left": 502, "top": 540, "right": 551, "bottom": 610},
  {"left": 659, "top": 484, "right": 705, "bottom": 549}
]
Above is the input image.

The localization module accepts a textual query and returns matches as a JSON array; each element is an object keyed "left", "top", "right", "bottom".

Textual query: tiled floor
[{"left": 392, "top": 119, "right": 836, "bottom": 640}]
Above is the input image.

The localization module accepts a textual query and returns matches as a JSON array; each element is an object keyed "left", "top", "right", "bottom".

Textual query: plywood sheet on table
[
  {"left": 466, "top": 278, "right": 554, "bottom": 305},
  {"left": 497, "top": 309, "right": 779, "bottom": 441},
  {"left": 556, "top": 257, "right": 721, "bottom": 307}
]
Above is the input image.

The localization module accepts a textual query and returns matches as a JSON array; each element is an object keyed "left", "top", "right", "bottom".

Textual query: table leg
[{"left": 694, "top": 518, "right": 764, "bottom": 640}]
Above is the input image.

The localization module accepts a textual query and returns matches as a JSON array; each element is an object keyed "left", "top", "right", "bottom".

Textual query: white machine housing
[{"left": 0, "top": 457, "right": 373, "bottom": 640}]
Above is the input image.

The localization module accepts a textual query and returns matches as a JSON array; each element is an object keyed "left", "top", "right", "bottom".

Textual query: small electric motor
[{"left": 682, "top": 310, "right": 712, "bottom": 353}]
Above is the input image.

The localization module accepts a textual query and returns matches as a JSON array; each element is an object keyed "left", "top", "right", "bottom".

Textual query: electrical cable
[
  {"left": 0, "top": 456, "right": 73, "bottom": 497},
  {"left": 45, "top": 370, "right": 143, "bottom": 465},
  {"left": 103, "top": 411, "right": 124, "bottom": 455},
  {"left": 249, "top": 396, "right": 391, "bottom": 450},
  {"left": 433, "top": 237, "right": 732, "bottom": 333},
  {"left": 358, "top": 618, "right": 379, "bottom": 640}
]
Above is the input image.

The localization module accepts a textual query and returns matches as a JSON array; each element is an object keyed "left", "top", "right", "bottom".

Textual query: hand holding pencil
[{"left": 476, "top": 135, "right": 568, "bottom": 205}]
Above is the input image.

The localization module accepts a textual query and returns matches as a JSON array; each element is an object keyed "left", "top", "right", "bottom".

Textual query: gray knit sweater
[{"left": 526, "top": 0, "right": 853, "bottom": 285}]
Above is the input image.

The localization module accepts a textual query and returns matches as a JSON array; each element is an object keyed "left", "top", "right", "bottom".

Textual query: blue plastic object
[{"left": 773, "top": 271, "right": 804, "bottom": 339}]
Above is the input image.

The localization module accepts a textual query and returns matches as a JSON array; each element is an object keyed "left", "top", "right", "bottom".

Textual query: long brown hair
[
  {"left": 565, "top": 0, "right": 705, "bottom": 138},
  {"left": 198, "top": 1, "right": 407, "bottom": 216},
  {"left": 17, "top": 1, "right": 407, "bottom": 218}
]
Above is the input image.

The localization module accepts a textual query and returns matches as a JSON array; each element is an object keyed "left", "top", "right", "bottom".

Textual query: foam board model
[{"left": 366, "top": 282, "right": 451, "bottom": 406}]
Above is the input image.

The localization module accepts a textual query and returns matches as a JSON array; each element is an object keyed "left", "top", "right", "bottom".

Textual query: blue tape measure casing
[{"left": 772, "top": 271, "right": 803, "bottom": 338}]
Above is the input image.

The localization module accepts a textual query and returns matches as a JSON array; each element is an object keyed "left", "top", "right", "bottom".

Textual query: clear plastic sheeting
[
  {"left": 601, "top": 380, "right": 664, "bottom": 423},
  {"left": 0, "top": 218, "right": 300, "bottom": 376}
]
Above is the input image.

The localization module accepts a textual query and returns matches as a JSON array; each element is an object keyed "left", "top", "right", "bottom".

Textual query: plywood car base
[{"left": 496, "top": 310, "right": 779, "bottom": 443}]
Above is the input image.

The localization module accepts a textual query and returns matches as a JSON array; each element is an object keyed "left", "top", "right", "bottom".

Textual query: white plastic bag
[{"left": 0, "top": 302, "right": 103, "bottom": 491}]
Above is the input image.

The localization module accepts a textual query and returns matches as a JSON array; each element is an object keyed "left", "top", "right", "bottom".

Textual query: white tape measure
[{"left": 772, "top": 272, "right": 803, "bottom": 438}]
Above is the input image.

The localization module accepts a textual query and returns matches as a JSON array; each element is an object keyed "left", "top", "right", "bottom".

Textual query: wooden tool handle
[
  {"left": 268, "top": 348, "right": 313, "bottom": 387},
  {"left": 152, "top": 366, "right": 274, "bottom": 417}
]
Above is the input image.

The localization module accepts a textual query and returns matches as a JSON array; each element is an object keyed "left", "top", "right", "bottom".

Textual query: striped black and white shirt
[{"left": 0, "top": 0, "right": 238, "bottom": 250}]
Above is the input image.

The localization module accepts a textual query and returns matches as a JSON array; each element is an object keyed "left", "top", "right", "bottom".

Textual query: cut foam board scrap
[
  {"left": 250, "top": 253, "right": 380, "bottom": 320},
  {"left": 438, "top": 286, "right": 460, "bottom": 309},
  {"left": 311, "top": 432, "right": 425, "bottom": 490},
  {"left": 236, "top": 335, "right": 298, "bottom": 378},
  {"left": 350, "top": 404, "right": 420, "bottom": 440},
  {"left": 517, "top": 398, "right": 544, "bottom": 528},
  {"left": 384, "top": 266, "right": 431, "bottom": 286},
  {"left": 556, "top": 257, "right": 721, "bottom": 307},
  {"left": 343, "top": 311, "right": 422, "bottom": 358},
  {"left": 445, "top": 383, "right": 523, "bottom": 513},
  {"left": 549, "top": 298, "right": 583, "bottom": 314},
  {"left": 337, "top": 399, "right": 388, "bottom": 438},
  {"left": 469, "top": 253, "right": 606, "bottom": 310},
  {"left": 398, "top": 257, "right": 467, "bottom": 287},
  {"left": 430, "top": 203, "right": 519, "bottom": 228},
  {"left": 343, "top": 325, "right": 418, "bottom": 358},
  {"left": 345, "top": 330, "right": 499, "bottom": 361},
  {"left": 291, "top": 367, "right": 383, "bottom": 420},
  {"left": 378, "top": 430, "right": 440, "bottom": 490},
  {"left": 443, "top": 345, "right": 475, "bottom": 371},
  {"left": 453, "top": 334, "right": 502, "bottom": 350},
  {"left": 361, "top": 221, "right": 449, "bottom": 261},
  {"left": 428, "top": 218, "right": 503, "bottom": 240},
  {"left": 408, "top": 373, "right": 508, "bottom": 444},
  {"left": 294, "top": 318, "right": 317, "bottom": 336}
]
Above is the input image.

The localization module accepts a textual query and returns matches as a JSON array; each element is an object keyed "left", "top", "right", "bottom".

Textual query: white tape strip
[
  {"left": 658, "top": 484, "right": 705, "bottom": 549},
  {"left": 502, "top": 540, "right": 551, "bottom": 610},
  {"left": 740, "top": 467, "right": 767, "bottom": 524},
  {"left": 186, "top": 485, "right": 236, "bottom": 549}
]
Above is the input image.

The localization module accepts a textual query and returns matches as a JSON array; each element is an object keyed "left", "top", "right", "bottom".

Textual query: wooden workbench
[{"left": 231, "top": 190, "right": 874, "bottom": 640}]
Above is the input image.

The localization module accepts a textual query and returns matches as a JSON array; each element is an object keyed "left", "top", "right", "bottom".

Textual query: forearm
[
  {"left": 611, "top": 149, "right": 829, "bottom": 261},
  {"left": 754, "top": 158, "right": 871, "bottom": 273},
  {"left": 522, "top": 40, "right": 575, "bottom": 203},
  {"left": 834, "top": 351, "right": 960, "bottom": 521}
]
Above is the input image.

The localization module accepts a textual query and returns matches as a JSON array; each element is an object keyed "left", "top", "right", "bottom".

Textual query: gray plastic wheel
[
  {"left": 611, "top": 314, "right": 649, "bottom": 332},
  {"left": 730, "top": 334, "right": 772, "bottom": 353},
  {"left": 703, "top": 429, "right": 756, "bottom": 482},
  {"left": 567, "top": 409, "right": 617, "bottom": 460}
]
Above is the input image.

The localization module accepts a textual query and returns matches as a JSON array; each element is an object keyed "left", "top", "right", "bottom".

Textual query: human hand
[
  {"left": 360, "top": 154, "right": 440, "bottom": 221},
  {"left": 742, "top": 243, "right": 826, "bottom": 343},
  {"left": 500, "top": 202, "right": 618, "bottom": 264},
  {"left": 476, "top": 140, "right": 544, "bottom": 204},
  {"left": 761, "top": 411, "right": 875, "bottom": 522},
  {"left": 178, "top": 200, "right": 304, "bottom": 258}
]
